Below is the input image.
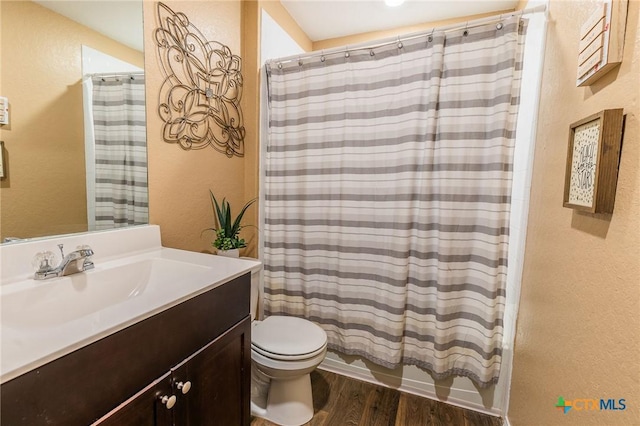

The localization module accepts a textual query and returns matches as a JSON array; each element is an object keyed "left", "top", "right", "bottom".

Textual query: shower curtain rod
[
  {"left": 270, "top": 3, "right": 547, "bottom": 66},
  {"left": 87, "top": 71, "right": 144, "bottom": 79}
]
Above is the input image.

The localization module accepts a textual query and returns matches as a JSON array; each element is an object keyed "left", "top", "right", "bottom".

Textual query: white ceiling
[
  {"left": 33, "top": 1, "right": 520, "bottom": 52},
  {"left": 281, "top": 0, "right": 521, "bottom": 41},
  {"left": 33, "top": 1, "right": 143, "bottom": 52}
]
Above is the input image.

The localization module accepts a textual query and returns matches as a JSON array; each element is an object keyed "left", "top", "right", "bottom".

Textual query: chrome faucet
[{"left": 34, "top": 244, "right": 95, "bottom": 280}]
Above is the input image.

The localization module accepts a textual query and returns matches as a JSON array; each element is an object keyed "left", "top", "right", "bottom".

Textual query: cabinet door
[
  {"left": 93, "top": 372, "right": 174, "bottom": 426},
  {"left": 173, "top": 317, "right": 251, "bottom": 426}
]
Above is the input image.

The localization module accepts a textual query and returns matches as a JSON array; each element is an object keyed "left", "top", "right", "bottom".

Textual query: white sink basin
[
  {"left": 1, "top": 234, "right": 260, "bottom": 384},
  {"left": 2, "top": 258, "right": 210, "bottom": 328}
]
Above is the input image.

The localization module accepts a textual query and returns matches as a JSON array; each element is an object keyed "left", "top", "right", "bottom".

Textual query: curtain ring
[
  {"left": 345, "top": 47, "right": 350, "bottom": 58},
  {"left": 463, "top": 21, "right": 469, "bottom": 37},
  {"left": 298, "top": 57, "right": 303, "bottom": 66},
  {"left": 427, "top": 27, "right": 434, "bottom": 43},
  {"left": 397, "top": 36, "right": 403, "bottom": 49},
  {"left": 320, "top": 50, "right": 326, "bottom": 62}
]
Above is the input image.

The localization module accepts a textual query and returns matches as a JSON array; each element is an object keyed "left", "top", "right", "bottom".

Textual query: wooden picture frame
[
  {"left": 576, "top": 0, "right": 628, "bottom": 87},
  {"left": 563, "top": 109, "right": 624, "bottom": 213}
]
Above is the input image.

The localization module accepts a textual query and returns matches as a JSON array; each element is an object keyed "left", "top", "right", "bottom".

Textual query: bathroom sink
[
  {"left": 2, "top": 258, "right": 210, "bottom": 328},
  {"left": 0, "top": 226, "right": 261, "bottom": 384}
]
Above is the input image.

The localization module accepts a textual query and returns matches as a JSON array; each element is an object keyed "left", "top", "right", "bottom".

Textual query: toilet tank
[{"left": 241, "top": 258, "right": 262, "bottom": 320}]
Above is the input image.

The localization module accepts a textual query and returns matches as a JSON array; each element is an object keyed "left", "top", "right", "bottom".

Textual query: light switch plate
[
  {"left": 0, "top": 97, "right": 8, "bottom": 125},
  {"left": 0, "top": 141, "right": 5, "bottom": 179}
]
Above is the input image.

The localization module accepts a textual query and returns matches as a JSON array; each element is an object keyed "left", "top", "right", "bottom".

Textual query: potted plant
[{"left": 206, "top": 190, "right": 256, "bottom": 257}]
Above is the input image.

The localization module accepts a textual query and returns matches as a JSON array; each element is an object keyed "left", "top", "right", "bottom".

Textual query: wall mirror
[{"left": 0, "top": 0, "right": 147, "bottom": 244}]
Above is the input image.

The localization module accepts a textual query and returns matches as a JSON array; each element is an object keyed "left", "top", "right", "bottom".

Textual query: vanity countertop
[{"left": 0, "top": 226, "right": 259, "bottom": 384}]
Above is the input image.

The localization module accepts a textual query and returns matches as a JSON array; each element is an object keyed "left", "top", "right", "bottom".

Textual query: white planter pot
[{"left": 217, "top": 248, "right": 240, "bottom": 258}]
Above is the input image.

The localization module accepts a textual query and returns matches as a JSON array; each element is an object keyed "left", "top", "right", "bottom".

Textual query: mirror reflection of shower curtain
[{"left": 90, "top": 75, "right": 148, "bottom": 229}]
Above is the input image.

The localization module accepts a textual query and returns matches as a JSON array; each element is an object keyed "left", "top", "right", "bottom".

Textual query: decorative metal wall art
[{"left": 154, "top": 2, "right": 245, "bottom": 157}]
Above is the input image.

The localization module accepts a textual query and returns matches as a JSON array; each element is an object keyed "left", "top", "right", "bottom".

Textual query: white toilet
[{"left": 247, "top": 262, "right": 328, "bottom": 426}]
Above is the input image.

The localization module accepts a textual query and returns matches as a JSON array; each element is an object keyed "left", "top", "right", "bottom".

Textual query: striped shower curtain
[
  {"left": 92, "top": 75, "right": 148, "bottom": 229},
  {"left": 264, "top": 17, "right": 526, "bottom": 387}
]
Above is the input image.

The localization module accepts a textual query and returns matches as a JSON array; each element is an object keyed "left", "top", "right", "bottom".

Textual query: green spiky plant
[{"left": 206, "top": 190, "right": 256, "bottom": 251}]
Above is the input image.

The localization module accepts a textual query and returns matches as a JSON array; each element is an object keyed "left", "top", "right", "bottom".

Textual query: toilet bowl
[{"left": 245, "top": 261, "right": 328, "bottom": 426}]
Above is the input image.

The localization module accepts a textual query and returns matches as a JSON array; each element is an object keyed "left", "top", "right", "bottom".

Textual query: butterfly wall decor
[{"left": 154, "top": 2, "right": 245, "bottom": 157}]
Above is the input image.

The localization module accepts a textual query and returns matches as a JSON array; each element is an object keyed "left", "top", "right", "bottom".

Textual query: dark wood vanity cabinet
[
  {"left": 1, "top": 273, "right": 251, "bottom": 426},
  {"left": 93, "top": 372, "right": 175, "bottom": 426},
  {"left": 173, "top": 318, "right": 250, "bottom": 425},
  {"left": 96, "top": 318, "right": 251, "bottom": 426}
]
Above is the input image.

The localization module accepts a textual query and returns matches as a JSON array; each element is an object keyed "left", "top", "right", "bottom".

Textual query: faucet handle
[
  {"left": 32, "top": 251, "right": 58, "bottom": 272},
  {"left": 58, "top": 244, "right": 65, "bottom": 259},
  {"left": 76, "top": 245, "right": 94, "bottom": 259},
  {"left": 76, "top": 245, "right": 95, "bottom": 270}
]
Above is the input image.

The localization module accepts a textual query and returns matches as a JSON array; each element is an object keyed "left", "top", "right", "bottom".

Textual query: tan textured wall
[
  {"left": 242, "top": 0, "right": 261, "bottom": 258},
  {"left": 0, "top": 0, "right": 143, "bottom": 240},
  {"left": 144, "top": 1, "right": 246, "bottom": 253},
  {"left": 509, "top": 1, "right": 640, "bottom": 425}
]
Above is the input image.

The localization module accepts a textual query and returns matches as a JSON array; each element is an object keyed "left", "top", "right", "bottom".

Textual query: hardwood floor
[{"left": 251, "top": 369, "right": 502, "bottom": 426}]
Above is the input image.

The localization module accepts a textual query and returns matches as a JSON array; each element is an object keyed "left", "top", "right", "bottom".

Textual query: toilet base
[{"left": 251, "top": 373, "right": 314, "bottom": 426}]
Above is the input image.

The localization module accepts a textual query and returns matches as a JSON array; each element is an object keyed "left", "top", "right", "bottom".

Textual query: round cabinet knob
[
  {"left": 159, "top": 394, "right": 177, "bottom": 409},
  {"left": 176, "top": 381, "right": 192, "bottom": 394}
]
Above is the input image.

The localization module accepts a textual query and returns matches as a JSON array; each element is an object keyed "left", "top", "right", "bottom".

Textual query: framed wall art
[
  {"left": 563, "top": 109, "right": 624, "bottom": 213},
  {"left": 576, "top": 0, "right": 628, "bottom": 87}
]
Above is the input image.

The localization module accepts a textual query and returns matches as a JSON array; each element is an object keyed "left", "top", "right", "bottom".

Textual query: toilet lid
[{"left": 252, "top": 316, "right": 327, "bottom": 357}]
